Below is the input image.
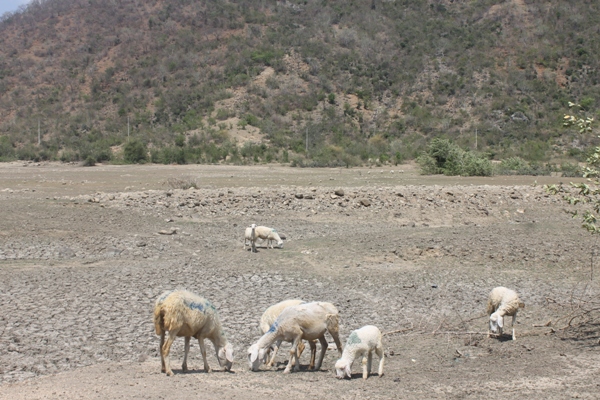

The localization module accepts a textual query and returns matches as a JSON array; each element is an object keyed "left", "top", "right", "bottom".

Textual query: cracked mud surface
[{"left": 0, "top": 162, "right": 598, "bottom": 399}]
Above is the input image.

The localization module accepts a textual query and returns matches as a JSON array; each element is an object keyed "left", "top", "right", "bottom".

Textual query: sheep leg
[
  {"left": 266, "top": 339, "right": 283, "bottom": 367},
  {"left": 307, "top": 340, "right": 317, "bottom": 370},
  {"left": 284, "top": 337, "right": 301, "bottom": 373},
  {"left": 512, "top": 314, "right": 517, "bottom": 340},
  {"left": 297, "top": 340, "right": 306, "bottom": 358},
  {"left": 182, "top": 336, "right": 190, "bottom": 372},
  {"left": 197, "top": 337, "right": 212, "bottom": 373},
  {"left": 328, "top": 325, "right": 343, "bottom": 357},
  {"left": 162, "top": 329, "right": 179, "bottom": 376},
  {"left": 314, "top": 336, "right": 328, "bottom": 371},
  {"left": 376, "top": 345, "right": 385, "bottom": 377},
  {"left": 159, "top": 331, "right": 166, "bottom": 373},
  {"left": 362, "top": 356, "right": 369, "bottom": 380}
]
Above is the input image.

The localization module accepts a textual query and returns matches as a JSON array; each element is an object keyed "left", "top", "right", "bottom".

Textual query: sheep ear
[
  {"left": 250, "top": 348, "right": 259, "bottom": 363},
  {"left": 226, "top": 345, "right": 234, "bottom": 363},
  {"left": 345, "top": 365, "right": 352, "bottom": 378},
  {"left": 497, "top": 316, "right": 504, "bottom": 328}
]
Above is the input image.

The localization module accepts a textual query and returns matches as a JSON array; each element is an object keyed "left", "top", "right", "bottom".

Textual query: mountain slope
[{"left": 0, "top": 0, "right": 599, "bottom": 164}]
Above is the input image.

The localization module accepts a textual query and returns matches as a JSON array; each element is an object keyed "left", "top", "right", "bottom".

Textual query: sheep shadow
[
  {"left": 271, "top": 363, "right": 327, "bottom": 373},
  {"left": 489, "top": 334, "right": 515, "bottom": 342},
  {"left": 168, "top": 368, "right": 235, "bottom": 375}
]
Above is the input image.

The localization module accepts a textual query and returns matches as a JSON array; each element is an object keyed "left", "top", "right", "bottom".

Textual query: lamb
[
  {"left": 243, "top": 223, "right": 258, "bottom": 252},
  {"left": 248, "top": 301, "right": 343, "bottom": 373},
  {"left": 249, "top": 225, "right": 284, "bottom": 249},
  {"left": 487, "top": 286, "right": 525, "bottom": 340},
  {"left": 259, "top": 299, "right": 316, "bottom": 368},
  {"left": 153, "top": 290, "right": 234, "bottom": 376},
  {"left": 335, "top": 325, "right": 384, "bottom": 380}
]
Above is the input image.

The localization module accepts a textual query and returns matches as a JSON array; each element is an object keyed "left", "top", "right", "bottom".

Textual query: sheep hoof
[{"left": 166, "top": 371, "right": 174, "bottom": 377}]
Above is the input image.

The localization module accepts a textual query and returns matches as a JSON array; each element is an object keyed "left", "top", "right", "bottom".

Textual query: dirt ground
[{"left": 0, "top": 162, "right": 599, "bottom": 399}]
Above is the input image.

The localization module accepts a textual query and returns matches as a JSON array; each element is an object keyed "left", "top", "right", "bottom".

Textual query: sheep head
[
  {"left": 334, "top": 359, "right": 352, "bottom": 379},
  {"left": 218, "top": 342, "right": 235, "bottom": 371},
  {"left": 489, "top": 312, "right": 504, "bottom": 334},
  {"left": 247, "top": 343, "right": 268, "bottom": 371}
]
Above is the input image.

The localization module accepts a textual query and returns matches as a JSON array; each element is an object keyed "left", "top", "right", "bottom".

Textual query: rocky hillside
[{"left": 0, "top": 0, "right": 599, "bottom": 165}]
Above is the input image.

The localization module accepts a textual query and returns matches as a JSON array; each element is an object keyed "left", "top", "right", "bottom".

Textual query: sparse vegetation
[{"left": 1, "top": 0, "right": 599, "bottom": 166}]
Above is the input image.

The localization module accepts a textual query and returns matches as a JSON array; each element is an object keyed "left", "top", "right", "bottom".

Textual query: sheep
[
  {"left": 243, "top": 223, "right": 258, "bottom": 252},
  {"left": 248, "top": 301, "right": 343, "bottom": 373},
  {"left": 153, "top": 290, "right": 234, "bottom": 376},
  {"left": 487, "top": 286, "right": 525, "bottom": 340},
  {"left": 335, "top": 325, "right": 384, "bottom": 380},
  {"left": 259, "top": 299, "right": 316, "bottom": 368},
  {"left": 253, "top": 225, "right": 284, "bottom": 249}
]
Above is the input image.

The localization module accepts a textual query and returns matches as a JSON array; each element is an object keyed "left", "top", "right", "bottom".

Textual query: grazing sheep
[
  {"left": 254, "top": 225, "right": 284, "bottom": 249},
  {"left": 335, "top": 325, "right": 384, "bottom": 380},
  {"left": 153, "top": 290, "right": 234, "bottom": 376},
  {"left": 259, "top": 299, "right": 316, "bottom": 368},
  {"left": 487, "top": 286, "right": 525, "bottom": 340},
  {"left": 243, "top": 224, "right": 257, "bottom": 252},
  {"left": 248, "top": 302, "right": 343, "bottom": 373}
]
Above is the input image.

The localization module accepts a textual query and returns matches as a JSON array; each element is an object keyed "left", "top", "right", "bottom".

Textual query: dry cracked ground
[{"left": 0, "top": 162, "right": 599, "bottom": 399}]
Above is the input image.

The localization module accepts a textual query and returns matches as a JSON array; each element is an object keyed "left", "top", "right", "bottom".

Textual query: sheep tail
[{"left": 153, "top": 306, "right": 165, "bottom": 336}]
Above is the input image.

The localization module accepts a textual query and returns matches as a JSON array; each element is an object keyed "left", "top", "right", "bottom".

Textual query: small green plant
[{"left": 547, "top": 101, "right": 599, "bottom": 234}]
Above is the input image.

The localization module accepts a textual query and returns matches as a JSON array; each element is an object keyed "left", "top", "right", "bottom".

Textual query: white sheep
[
  {"left": 259, "top": 299, "right": 316, "bottom": 368},
  {"left": 248, "top": 301, "right": 343, "bottom": 373},
  {"left": 243, "top": 223, "right": 258, "bottom": 252},
  {"left": 487, "top": 286, "right": 525, "bottom": 340},
  {"left": 335, "top": 325, "right": 384, "bottom": 380},
  {"left": 251, "top": 225, "right": 284, "bottom": 249},
  {"left": 153, "top": 290, "right": 234, "bottom": 376}
]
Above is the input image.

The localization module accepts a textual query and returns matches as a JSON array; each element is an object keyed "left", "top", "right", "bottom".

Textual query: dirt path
[{"left": 0, "top": 162, "right": 598, "bottom": 399}]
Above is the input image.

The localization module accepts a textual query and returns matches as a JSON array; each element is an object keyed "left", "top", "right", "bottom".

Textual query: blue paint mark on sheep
[
  {"left": 187, "top": 299, "right": 216, "bottom": 313},
  {"left": 268, "top": 321, "right": 279, "bottom": 333},
  {"left": 347, "top": 331, "right": 362, "bottom": 345},
  {"left": 157, "top": 291, "right": 173, "bottom": 304},
  {"left": 188, "top": 301, "right": 205, "bottom": 312}
]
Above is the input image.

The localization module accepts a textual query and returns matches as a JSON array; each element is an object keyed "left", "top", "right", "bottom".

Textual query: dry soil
[{"left": 0, "top": 162, "right": 598, "bottom": 399}]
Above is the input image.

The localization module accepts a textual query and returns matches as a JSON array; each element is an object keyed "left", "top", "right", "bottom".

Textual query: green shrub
[
  {"left": 559, "top": 162, "right": 582, "bottom": 177},
  {"left": 417, "top": 138, "right": 492, "bottom": 176},
  {"left": 499, "top": 157, "right": 529, "bottom": 172},
  {"left": 123, "top": 139, "right": 148, "bottom": 163},
  {"left": 82, "top": 156, "right": 96, "bottom": 166},
  {"left": 0, "top": 136, "right": 15, "bottom": 160}
]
